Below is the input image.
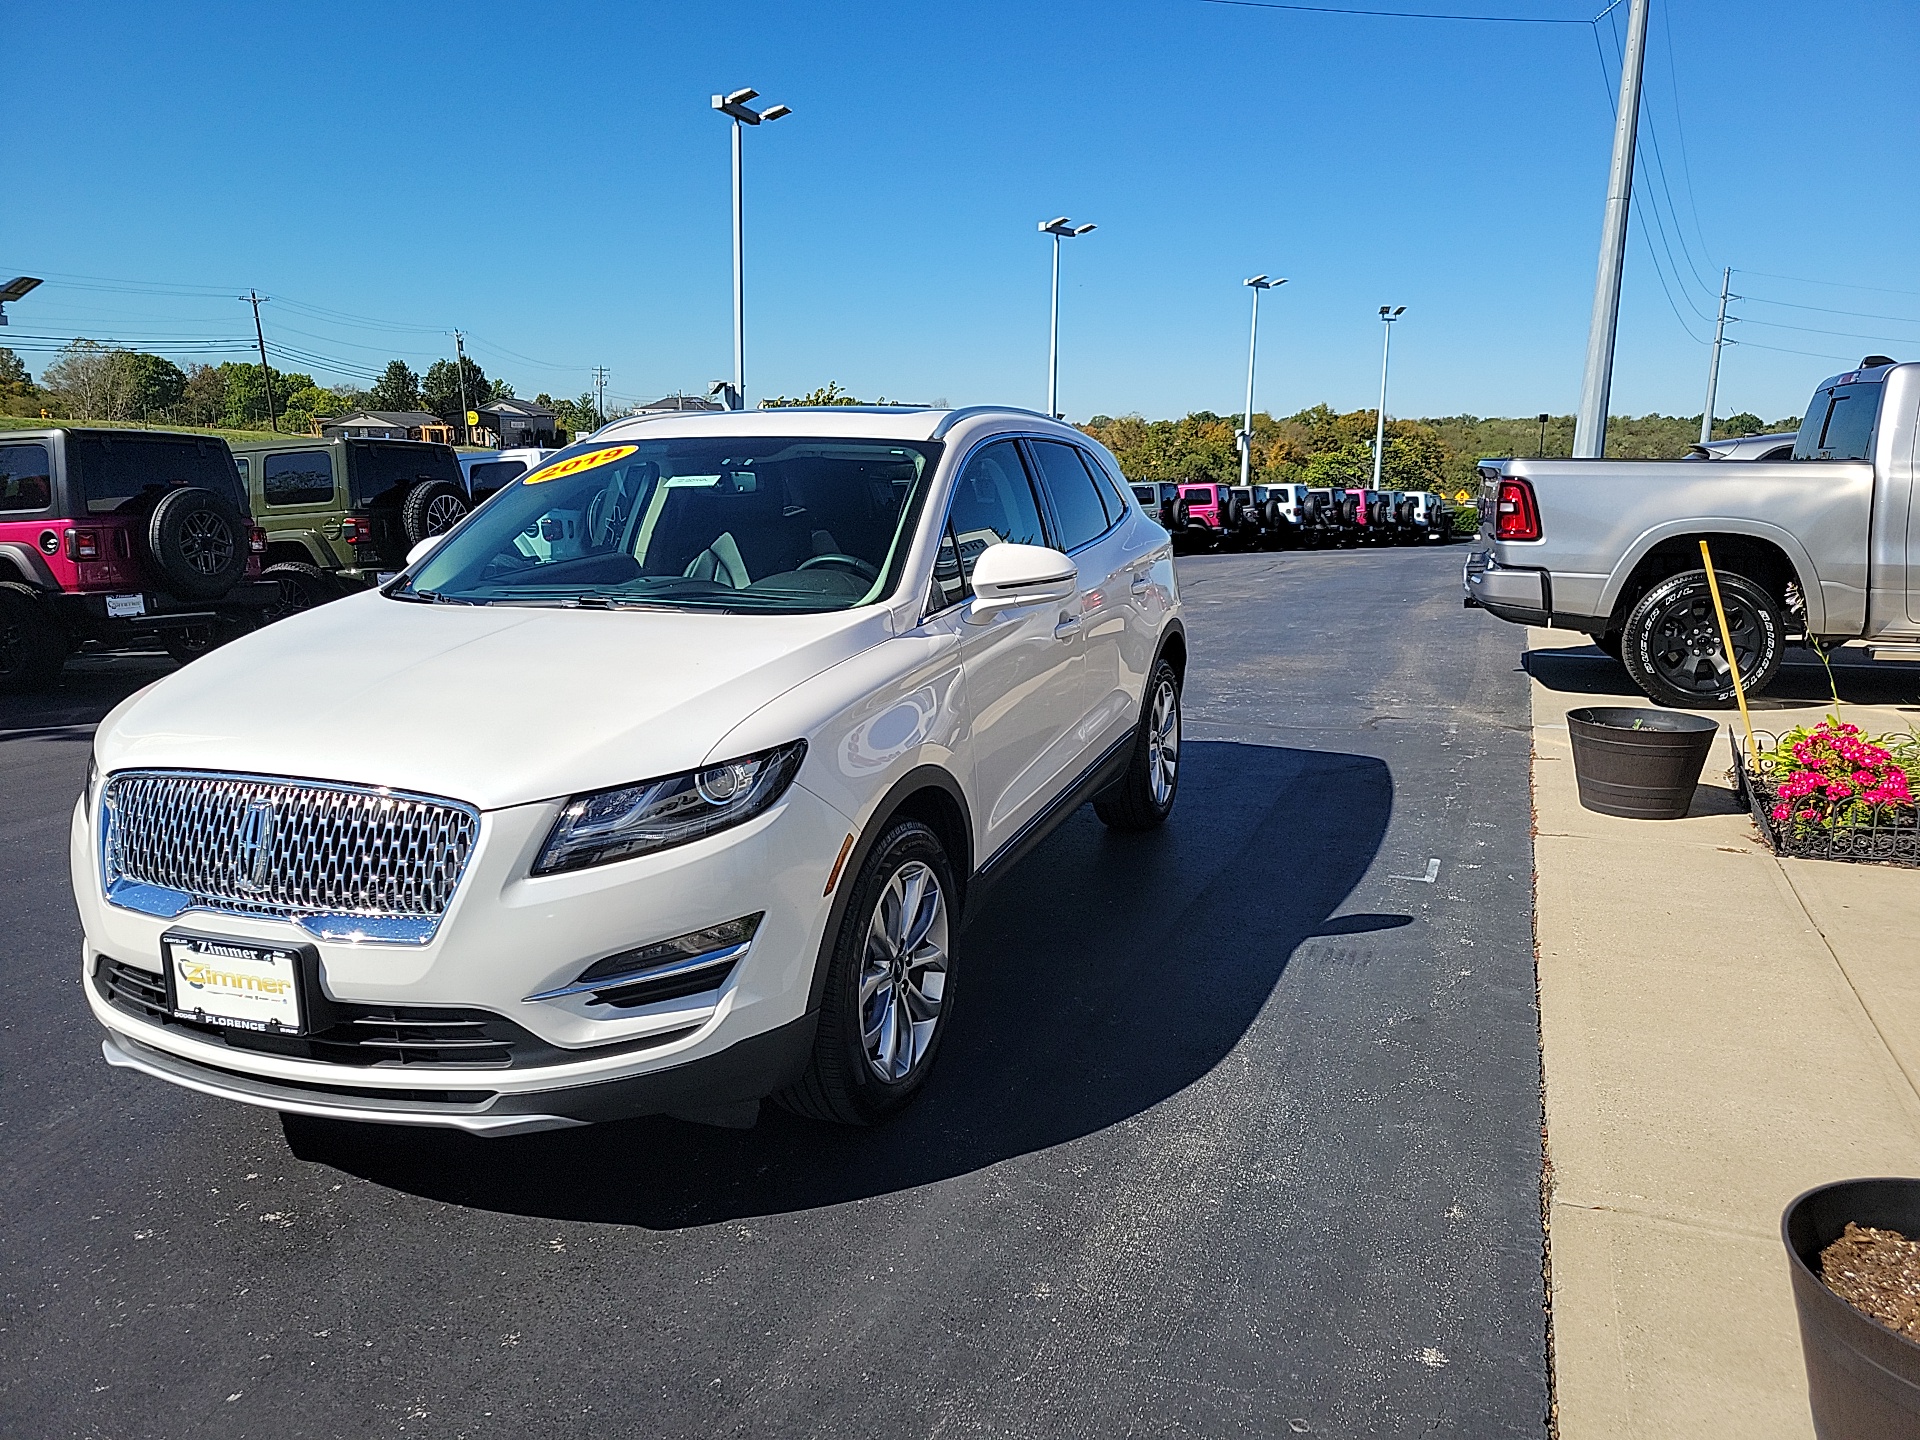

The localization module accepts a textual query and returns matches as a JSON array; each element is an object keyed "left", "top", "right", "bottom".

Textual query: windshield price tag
[{"left": 525, "top": 445, "right": 637, "bottom": 485}]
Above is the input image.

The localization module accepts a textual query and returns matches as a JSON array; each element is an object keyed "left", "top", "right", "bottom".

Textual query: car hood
[{"left": 95, "top": 590, "right": 891, "bottom": 809}]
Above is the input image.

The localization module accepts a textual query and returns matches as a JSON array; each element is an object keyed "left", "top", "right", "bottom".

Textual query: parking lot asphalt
[{"left": 0, "top": 544, "right": 1547, "bottom": 1440}]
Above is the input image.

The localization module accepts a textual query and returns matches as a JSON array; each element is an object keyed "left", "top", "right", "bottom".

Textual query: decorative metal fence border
[{"left": 1732, "top": 730, "right": 1920, "bottom": 867}]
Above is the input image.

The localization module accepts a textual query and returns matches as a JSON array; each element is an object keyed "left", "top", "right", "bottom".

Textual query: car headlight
[{"left": 532, "top": 740, "right": 807, "bottom": 876}]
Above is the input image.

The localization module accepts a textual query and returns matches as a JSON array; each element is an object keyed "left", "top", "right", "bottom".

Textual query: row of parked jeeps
[
  {"left": 1131, "top": 481, "right": 1457, "bottom": 552},
  {"left": 0, "top": 426, "right": 551, "bottom": 691}
]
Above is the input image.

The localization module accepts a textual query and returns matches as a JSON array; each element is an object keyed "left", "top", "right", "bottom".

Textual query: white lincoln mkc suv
[{"left": 73, "top": 406, "right": 1186, "bottom": 1134}]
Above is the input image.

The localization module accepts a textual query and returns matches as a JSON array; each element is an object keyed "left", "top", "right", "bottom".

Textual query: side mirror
[
  {"left": 406, "top": 533, "right": 447, "bottom": 568},
  {"left": 967, "top": 543, "right": 1077, "bottom": 619}
]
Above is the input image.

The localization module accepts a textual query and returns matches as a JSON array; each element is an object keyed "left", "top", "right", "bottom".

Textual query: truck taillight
[
  {"left": 249, "top": 525, "right": 268, "bottom": 555},
  {"left": 340, "top": 513, "right": 372, "bottom": 544},
  {"left": 1495, "top": 479, "right": 1541, "bottom": 541},
  {"left": 64, "top": 528, "right": 100, "bottom": 561}
]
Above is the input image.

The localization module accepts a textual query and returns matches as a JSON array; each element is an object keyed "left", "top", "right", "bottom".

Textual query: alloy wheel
[
  {"left": 423, "top": 494, "right": 467, "bottom": 534},
  {"left": 1648, "top": 592, "right": 1757, "bottom": 697},
  {"left": 180, "top": 511, "right": 235, "bottom": 575},
  {"left": 1148, "top": 677, "right": 1180, "bottom": 808},
  {"left": 858, "top": 860, "right": 949, "bottom": 1083}
]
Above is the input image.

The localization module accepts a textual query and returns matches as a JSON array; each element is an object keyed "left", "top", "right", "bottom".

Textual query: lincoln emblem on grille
[{"left": 236, "top": 799, "right": 276, "bottom": 892}]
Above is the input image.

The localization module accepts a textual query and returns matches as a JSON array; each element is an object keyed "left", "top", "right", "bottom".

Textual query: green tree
[
  {"left": 369, "top": 360, "right": 423, "bottom": 413},
  {"left": 0, "top": 346, "right": 39, "bottom": 414},
  {"left": 118, "top": 352, "right": 187, "bottom": 420},
  {"left": 422, "top": 356, "right": 490, "bottom": 422}
]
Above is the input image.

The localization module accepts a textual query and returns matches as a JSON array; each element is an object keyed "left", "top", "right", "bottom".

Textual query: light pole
[
  {"left": 1371, "top": 305, "right": 1405, "bottom": 490},
  {"left": 1240, "top": 275, "right": 1285, "bottom": 487},
  {"left": 1040, "top": 216, "right": 1096, "bottom": 418},
  {"left": 711, "top": 87, "right": 792, "bottom": 410}
]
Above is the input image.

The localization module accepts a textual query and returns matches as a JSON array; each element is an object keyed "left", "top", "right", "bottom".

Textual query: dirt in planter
[{"left": 1822, "top": 1222, "right": 1920, "bottom": 1339}]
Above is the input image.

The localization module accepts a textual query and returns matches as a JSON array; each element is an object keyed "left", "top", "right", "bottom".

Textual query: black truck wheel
[
  {"left": 147, "top": 487, "right": 249, "bottom": 600},
  {"left": 401, "top": 481, "right": 469, "bottom": 547},
  {"left": 261, "top": 561, "right": 341, "bottom": 621},
  {"left": 0, "top": 583, "right": 66, "bottom": 694},
  {"left": 1620, "top": 568, "right": 1784, "bottom": 707},
  {"left": 164, "top": 616, "right": 254, "bottom": 666}
]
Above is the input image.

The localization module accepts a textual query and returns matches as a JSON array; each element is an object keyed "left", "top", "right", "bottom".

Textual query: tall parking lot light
[
  {"left": 711, "top": 87, "right": 792, "bottom": 410},
  {"left": 1371, "top": 305, "right": 1406, "bottom": 490},
  {"left": 1040, "top": 217, "right": 1095, "bottom": 419},
  {"left": 1240, "top": 276, "right": 1285, "bottom": 488}
]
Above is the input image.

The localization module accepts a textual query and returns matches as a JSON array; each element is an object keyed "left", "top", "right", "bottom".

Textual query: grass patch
[{"left": 0, "top": 414, "right": 289, "bottom": 445}]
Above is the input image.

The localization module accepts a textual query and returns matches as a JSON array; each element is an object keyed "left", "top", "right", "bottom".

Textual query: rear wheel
[
  {"left": 262, "top": 560, "right": 341, "bottom": 621},
  {"left": 776, "top": 819, "right": 957, "bottom": 1126},
  {"left": 1620, "top": 569, "right": 1784, "bottom": 707},
  {"left": 400, "top": 481, "right": 469, "bottom": 547},
  {"left": 164, "top": 616, "right": 252, "bottom": 666},
  {"left": 0, "top": 583, "right": 65, "bottom": 694},
  {"left": 1095, "top": 659, "right": 1181, "bottom": 831}
]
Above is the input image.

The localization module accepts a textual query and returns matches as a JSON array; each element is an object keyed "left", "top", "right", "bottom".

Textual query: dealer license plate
[{"left": 164, "top": 934, "right": 305, "bottom": 1034}]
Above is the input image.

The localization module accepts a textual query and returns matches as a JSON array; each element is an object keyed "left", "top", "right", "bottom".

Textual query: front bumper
[{"left": 75, "top": 777, "right": 856, "bottom": 1129}]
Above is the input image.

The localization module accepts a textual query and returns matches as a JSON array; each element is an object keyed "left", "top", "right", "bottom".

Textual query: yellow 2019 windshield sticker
[{"left": 524, "top": 444, "right": 637, "bottom": 484}]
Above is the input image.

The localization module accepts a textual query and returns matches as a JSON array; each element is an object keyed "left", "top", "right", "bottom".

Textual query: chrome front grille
[{"left": 102, "top": 771, "right": 479, "bottom": 942}]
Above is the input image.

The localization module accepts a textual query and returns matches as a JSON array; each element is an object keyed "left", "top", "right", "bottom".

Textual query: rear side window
[
  {"left": 469, "top": 459, "right": 527, "bottom": 491},
  {"left": 1079, "top": 448, "right": 1130, "bottom": 518},
  {"left": 1794, "top": 381, "right": 1883, "bottom": 461},
  {"left": 66, "top": 434, "right": 245, "bottom": 514},
  {"left": 262, "top": 450, "right": 335, "bottom": 506},
  {"left": 348, "top": 441, "right": 462, "bottom": 507},
  {"left": 936, "top": 440, "right": 1048, "bottom": 605},
  {"left": 1028, "top": 440, "right": 1111, "bottom": 551},
  {"left": 0, "top": 443, "right": 53, "bottom": 512},
  {"left": 1182, "top": 487, "right": 1210, "bottom": 502}
]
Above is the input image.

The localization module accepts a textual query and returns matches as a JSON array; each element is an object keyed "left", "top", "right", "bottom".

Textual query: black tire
[
  {"left": 0, "top": 583, "right": 66, "bottom": 694},
  {"left": 262, "top": 560, "right": 341, "bottom": 622},
  {"left": 1620, "top": 568, "right": 1785, "bottom": 708},
  {"left": 164, "top": 615, "right": 253, "bottom": 666},
  {"left": 400, "top": 481, "right": 469, "bottom": 547},
  {"left": 1094, "top": 658, "right": 1181, "bottom": 832},
  {"left": 147, "top": 487, "right": 249, "bottom": 600},
  {"left": 776, "top": 819, "right": 958, "bottom": 1126}
]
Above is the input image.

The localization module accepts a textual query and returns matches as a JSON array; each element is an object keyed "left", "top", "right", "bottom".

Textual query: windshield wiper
[{"left": 391, "top": 588, "right": 486, "bottom": 606}]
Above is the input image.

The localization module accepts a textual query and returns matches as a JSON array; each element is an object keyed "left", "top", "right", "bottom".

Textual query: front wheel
[
  {"left": 1620, "top": 569, "right": 1784, "bottom": 708},
  {"left": 776, "top": 820, "right": 957, "bottom": 1126},
  {"left": 1095, "top": 659, "right": 1181, "bottom": 831}
]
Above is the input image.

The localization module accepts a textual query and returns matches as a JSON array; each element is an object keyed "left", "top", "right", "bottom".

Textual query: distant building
[
  {"left": 473, "top": 397, "right": 559, "bottom": 448},
  {"left": 629, "top": 393, "right": 725, "bottom": 417},
  {"left": 318, "top": 410, "right": 455, "bottom": 444}
]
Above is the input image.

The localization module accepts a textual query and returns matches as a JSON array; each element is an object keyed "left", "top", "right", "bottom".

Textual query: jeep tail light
[
  {"left": 1495, "top": 479, "right": 1541, "bottom": 541},
  {"left": 64, "top": 528, "right": 100, "bottom": 561},
  {"left": 249, "top": 525, "right": 268, "bottom": 555},
  {"left": 340, "top": 513, "right": 373, "bottom": 545}
]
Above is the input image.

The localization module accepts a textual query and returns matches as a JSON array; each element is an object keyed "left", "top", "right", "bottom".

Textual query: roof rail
[{"left": 930, "top": 405, "right": 1059, "bottom": 439}]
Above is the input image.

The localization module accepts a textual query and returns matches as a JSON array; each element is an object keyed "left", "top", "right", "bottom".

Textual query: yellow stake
[{"left": 1699, "top": 540, "right": 1758, "bottom": 762}]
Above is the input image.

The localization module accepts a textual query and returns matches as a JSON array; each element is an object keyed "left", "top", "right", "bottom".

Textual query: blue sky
[{"left": 9, "top": 0, "right": 1918, "bottom": 424}]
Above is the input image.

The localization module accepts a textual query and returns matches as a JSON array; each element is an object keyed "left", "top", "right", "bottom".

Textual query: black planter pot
[
  {"left": 1784, "top": 1178, "right": 1920, "bottom": 1438},
  {"left": 1566, "top": 706, "right": 1719, "bottom": 819}
]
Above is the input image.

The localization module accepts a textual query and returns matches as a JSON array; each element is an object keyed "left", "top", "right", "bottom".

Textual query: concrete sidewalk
[{"left": 1526, "top": 630, "right": 1920, "bottom": 1438}]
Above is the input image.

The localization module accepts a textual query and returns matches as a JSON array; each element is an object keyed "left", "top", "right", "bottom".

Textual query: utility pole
[
  {"left": 1371, "top": 306, "right": 1405, "bottom": 490},
  {"left": 452, "top": 330, "right": 470, "bottom": 444},
  {"left": 1537, "top": 412, "right": 1551, "bottom": 457},
  {"left": 1573, "top": 0, "right": 1650, "bottom": 459},
  {"left": 240, "top": 290, "right": 277, "bottom": 432},
  {"left": 592, "top": 366, "right": 609, "bottom": 426},
  {"left": 1700, "top": 267, "right": 1733, "bottom": 445},
  {"left": 1240, "top": 276, "right": 1284, "bottom": 488}
]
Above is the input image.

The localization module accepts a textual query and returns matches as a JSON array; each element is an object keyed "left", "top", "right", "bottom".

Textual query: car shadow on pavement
[
  {"left": 282, "top": 740, "right": 1394, "bottom": 1228},
  {"left": 0, "top": 653, "right": 177, "bottom": 735},
  {"left": 1525, "top": 644, "right": 1920, "bottom": 710}
]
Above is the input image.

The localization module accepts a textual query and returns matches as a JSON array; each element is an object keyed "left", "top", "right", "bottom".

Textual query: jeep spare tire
[
  {"left": 147, "top": 487, "right": 248, "bottom": 600},
  {"left": 401, "top": 481, "right": 469, "bottom": 547}
]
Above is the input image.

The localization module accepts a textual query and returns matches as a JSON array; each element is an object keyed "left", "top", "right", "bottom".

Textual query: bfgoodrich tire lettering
[
  {"left": 1621, "top": 568, "right": 1784, "bottom": 708},
  {"left": 776, "top": 819, "right": 956, "bottom": 1126}
]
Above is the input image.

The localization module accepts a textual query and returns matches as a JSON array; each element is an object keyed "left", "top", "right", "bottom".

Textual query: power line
[
  {"left": 1736, "top": 270, "right": 1920, "bottom": 302},
  {"left": 1733, "top": 292, "right": 1920, "bottom": 326}
]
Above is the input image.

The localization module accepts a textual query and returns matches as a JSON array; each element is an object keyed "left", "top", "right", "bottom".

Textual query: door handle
[
  {"left": 1131, "top": 572, "right": 1152, "bottom": 593},
  {"left": 1053, "top": 613, "right": 1082, "bottom": 640}
]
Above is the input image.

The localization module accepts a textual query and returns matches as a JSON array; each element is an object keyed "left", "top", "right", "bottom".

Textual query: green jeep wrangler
[{"left": 227, "top": 436, "right": 470, "bottom": 614}]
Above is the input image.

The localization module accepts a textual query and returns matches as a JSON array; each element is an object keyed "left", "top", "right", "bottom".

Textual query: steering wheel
[{"left": 798, "top": 553, "right": 879, "bottom": 581}]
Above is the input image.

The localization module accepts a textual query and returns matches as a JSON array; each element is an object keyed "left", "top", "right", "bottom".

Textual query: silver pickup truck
[{"left": 1464, "top": 357, "right": 1919, "bottom": 707}]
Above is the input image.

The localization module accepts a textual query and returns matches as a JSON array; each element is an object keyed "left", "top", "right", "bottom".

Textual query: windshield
[
  {"left": 1794, "top": 381, "right": 1883, "bottom": 461},
  {"left": 399, "top": 434, "right": 942, "bottom": 613}
]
